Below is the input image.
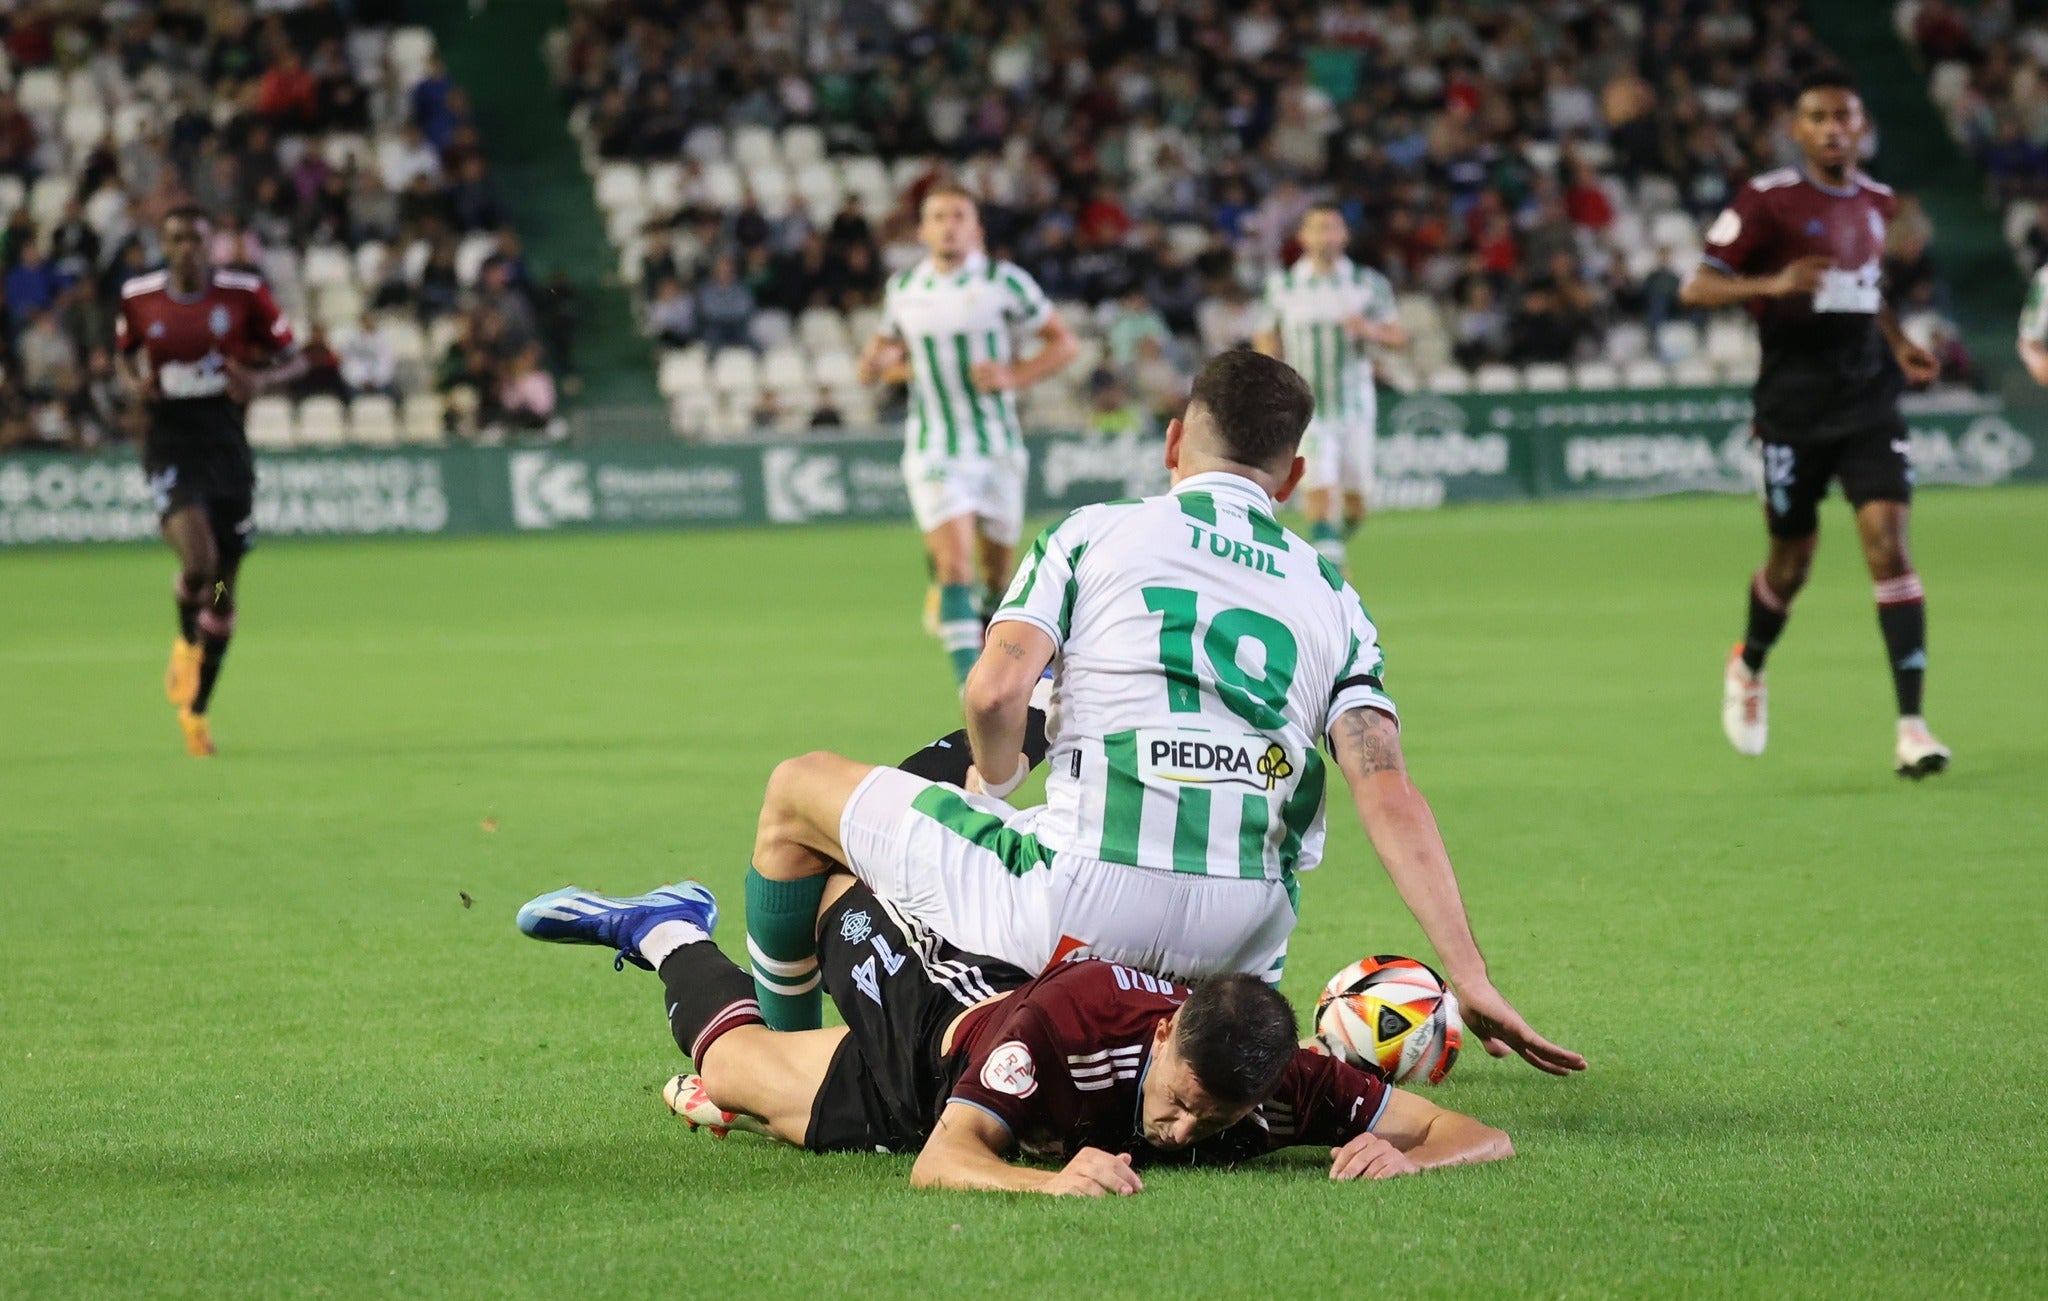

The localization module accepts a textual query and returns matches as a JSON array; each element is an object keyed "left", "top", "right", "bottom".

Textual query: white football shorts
[
  {"left": 838, "top": 766, "right": 1295, "bottom": 985},
  {"left": 902, "top": 447, "right": 1028, "bottom": 545}
]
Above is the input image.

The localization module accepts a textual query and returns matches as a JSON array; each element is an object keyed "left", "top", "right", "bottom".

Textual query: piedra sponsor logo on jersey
[
  {"left": 1374, "top": 394, "right": 1513, "bottom": 510},
  {"left": 259, "top": 455, "right": 451, "bottom": 535},
  {"left": 1139, "top": 729, "right": 1296, "bottom": 792},
  {"left": 509, "top": 451, "right": 595, "bottom": 529}
]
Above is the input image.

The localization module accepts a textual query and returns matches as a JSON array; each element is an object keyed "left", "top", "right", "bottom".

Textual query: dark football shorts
[
  {"left": 804, "top": 879, "right": 1033, "bottom": 1154},
  {"left": 1755, "top": 411, "right": 1913, "bottom": 539},
  {"left": 144, "top": 399, "right": 257, "bottom": 563}
]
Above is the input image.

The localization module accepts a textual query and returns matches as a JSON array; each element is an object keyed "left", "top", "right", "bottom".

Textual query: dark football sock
[
  {"left": 174, "top": 575, "right": 204, "bottom": 642},
  {"left": 1740, "top": 570, "right": 1790, "bottom": 673},
  {"left": 659, "top": 941, "right": 763, "bottom": 1061},
  {"left": 894, "top": 707, "right": 1051, "bottom": 785},
  {"left": 1874, "top": 574, "right": 1927, "bottom": 717},
  {"left": 190, "top": 606, "right": 235, "bottom": 714}
]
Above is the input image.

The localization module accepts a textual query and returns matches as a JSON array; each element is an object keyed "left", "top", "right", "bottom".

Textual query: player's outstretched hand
[
  {"left": 1046, "top": 1147, "right": 1144, "bottom": 1197},
  {"left": 1330, "top": 1132, "right": 1419, "bottom": 1181},
  {"left": 1456, "top": 982, "right": 1586, "bottom": 1076},
  {"left": 1771, "top": 254, "right": 1833, "bottom": 298},
  {"left": 1894, "top": 339, "right": 1941, "bottom": 386}
]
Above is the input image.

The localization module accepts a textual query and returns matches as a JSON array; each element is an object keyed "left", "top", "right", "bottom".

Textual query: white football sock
[{"left": 638, "top": 919, "right": 709, "bottom": 970}]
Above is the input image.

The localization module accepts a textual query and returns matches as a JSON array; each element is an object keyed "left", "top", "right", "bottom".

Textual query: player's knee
[{"left": 758, "top": 752, "right": 837, "bottom": 838}]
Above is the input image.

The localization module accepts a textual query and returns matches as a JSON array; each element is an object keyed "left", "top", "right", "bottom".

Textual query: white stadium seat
[
  {"left": 388, "top": 26, "right": 438, "bottom": 79},
  {"left": 1572, "top": 361, "right": 1622, "bottom": 390},
  {"left": 1717, "top": 356, "right": 1760, "bottom": 385},
  {"left": 1670, "top": 358, "right": 1719, "bottom": 387},
  {"left": 658, "top": 347, "right": 710, "bottom": 399},
  {"left": 296, "top": 397, "right": 348, "bottom": 448},
  {"left": 349, "top": 395, "right": 400, "bottom": 447},
  {"left": 14, "top": 68, "right": 61, "bottom": 116},
  {"left": 28, "top": 174, "right": 70, "bottom": 226},
  {"left": 1474, "top": 363, "right": 1521, "bottom": 393},
  {"left": 324, "top": 133, "right": 373, "bottom": 171},
  {"left": 702, "top": 161, "right": 746, "bottom": 209},
  {"left": 839, "top": 156, "right": 888, "bottom": 197},
  {"left": 1650, "top": 210, "right": 1701, "bottom": 251},
  {"left": 302, "top": 244, "right": 356, "bottom": 289},
  {"left": 782, "top": 125, "right": 826, "bottom": 167},
  {"left": 813, "top": 350, "right": 859, "bottom": 387},
  {"left": 401, "top": 394, "right": 446, "bottom": 445},
  {"left": 684, "top": 124, "right": 728, "bottom": 164},
  {"left": 646, "top": 162, "right": 686, "bottom": 214},
  {"left": 711, "top": 348, "right": 761, "bottom": 395},
  {"left": 798, "top": 306, "right": 851, "bottom": 352},
  {"left": 1522, "top": 362, "right": 1571, "bottom": 392},
  {"left": 1426, "top": 366, "right": 1472, "bottom": 394},
  {"left": 762, "top": 346, "right": 811, "bottom": 392},
  {"left": 1605, "top": 321, "right": 1652, "bottom": 363},
  {"left": 61, "top": 101, "right": 106, "bottom": 151},
  {"left": 455, "top": 233, "right": 497, "bottom": 287},
  {"left": 596, "top": 162, "right": 645, "bottom": 212},
  {"left": 1622, "top": 359, "right": 1672, "bottom": 388},
  {"left": 732, "top": 124, "right": 780, "bottom": 169},
  {"left": 749, "top": 308, "right": 794, "bottom": 351},
  {"left": 1655, "top": 320, "right": 1701, "bottom": 363},
  {"left": 247, "top": 397, "right": 295, "bottom": 450}
]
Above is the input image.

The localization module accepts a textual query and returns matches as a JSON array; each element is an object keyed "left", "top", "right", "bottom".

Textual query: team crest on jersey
[
  {"left": 981, "top": 1041, "right": 1037, "bottom": 1097},
  {"left": 208, "top": 305, "right": 231, "bottom": 337},
  {"left": 1139, "top": 729, "right": 1296, "bottom": 792},
  {"left": 1805, "top": 218, "right": 1825, "bottom": 237},
  {"left": 838, "top": 909, "right": 873, "bottom": 945},
  {"left": 147, "top": 322, "right": 166, "bottom": 338}
]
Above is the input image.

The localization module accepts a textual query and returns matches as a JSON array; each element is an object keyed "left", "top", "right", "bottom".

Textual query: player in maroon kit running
[
  {"left": 518, "top": 872, "right": 1512, "bottom": 1194},
  {"left": 1680, "top": 71, "right": 1951, "bottom": 777},
  {"left": 117, "top": 207, "right": 303, "bottom": 756}
]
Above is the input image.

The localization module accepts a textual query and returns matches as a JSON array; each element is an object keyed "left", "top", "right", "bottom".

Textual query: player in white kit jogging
[
  {"left": 856, "top": 183, "right": 1079, "bottom": 688},
  {"left": 1255, "top": 206, "right": 1406, "bottom": 573},
  {"left": 742, "top": 350, "right": 1582, "bottom": 1078}
]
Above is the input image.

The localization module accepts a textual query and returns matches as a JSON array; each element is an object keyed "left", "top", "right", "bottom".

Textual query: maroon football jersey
[
  {"left": 115, "top": 268, "right": 295, "bottom": 402},
  {"left": 947, "top": 959, "right": 1390, "bottom": 1164},
  {"left": 1699, "top": 166, "right": 1902, "bottom": 436}
]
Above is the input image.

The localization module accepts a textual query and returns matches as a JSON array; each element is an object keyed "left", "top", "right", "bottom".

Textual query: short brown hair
[
  {"left": 1174, "top": 974, "right": 1297, "bottom": 1108},
  {"left": 1186, "top": 348, "right": 1314, "bottom": 469}
]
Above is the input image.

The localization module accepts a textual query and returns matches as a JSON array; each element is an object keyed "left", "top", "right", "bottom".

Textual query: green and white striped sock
[
  {"left": 1310, "top": 520, "right": 1346, "bottom": 570},
  {"left": 938, "top": 583, "right": 981, "bottom": 686},
  {"left": 744, "top": 868, "right": 824, "bottom": 1030}
]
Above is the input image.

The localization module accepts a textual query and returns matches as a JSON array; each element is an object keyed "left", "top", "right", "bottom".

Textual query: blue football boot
[{"left": 515, "top": 882, "right": 720, "bottom": 970}]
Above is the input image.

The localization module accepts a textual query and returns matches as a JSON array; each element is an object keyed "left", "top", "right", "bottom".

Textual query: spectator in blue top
[{"left": 5, "top": 242, "right": 66, "bottom": 331}]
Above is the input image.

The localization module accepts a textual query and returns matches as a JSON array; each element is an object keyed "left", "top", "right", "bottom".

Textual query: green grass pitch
[{"left": 2, "top": 488, "right": 2044, "bottom": 1297}]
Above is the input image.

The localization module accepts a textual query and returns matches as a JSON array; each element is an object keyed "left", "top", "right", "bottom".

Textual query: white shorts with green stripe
[
  {"left": 902, "top": 447, "right": 1028, "bottom": 545},
  {"left": 1300, "top": 416, "right": 1376, "bottom": 495},
  {"left": 838, "top": 767, "right": 1295, "bottom": 985}
]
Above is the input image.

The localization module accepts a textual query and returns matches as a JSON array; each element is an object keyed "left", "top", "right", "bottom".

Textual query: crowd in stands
[
  {"left": 1907, "top": 1, "right": 2048, "bottom": 276},
  {"left": 561, "top": 0, "right": 1976, "bottom": 439},
  {"left": 0, "top": 0, "right": 568, "bottom": 454}
]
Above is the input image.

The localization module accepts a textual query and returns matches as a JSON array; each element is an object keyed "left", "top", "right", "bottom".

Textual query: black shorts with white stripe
[{"left": 803, "top": 881, "right": 1034, "bottom": 1154}]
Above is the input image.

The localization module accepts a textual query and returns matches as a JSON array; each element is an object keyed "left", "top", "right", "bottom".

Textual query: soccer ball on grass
[{"left": 1313, "top": 955, "right": 1462, "bottom": 1085}]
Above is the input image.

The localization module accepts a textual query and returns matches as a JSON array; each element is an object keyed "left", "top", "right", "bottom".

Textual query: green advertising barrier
[{"left": 1, "top": 389, "right": 2037, "bottom": 547}]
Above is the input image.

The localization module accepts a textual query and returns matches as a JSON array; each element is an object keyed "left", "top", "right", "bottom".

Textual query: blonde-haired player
[
  {"left": 1254, "top": 206, "right": 1406, "bottom": 572},
  {"left": 857, "top": 184, "right": 1079, "bottom": 688}
]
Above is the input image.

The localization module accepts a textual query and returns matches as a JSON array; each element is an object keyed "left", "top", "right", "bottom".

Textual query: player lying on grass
[{"left": 516, "top": 873, "right": 1511, "bottom": 1195}]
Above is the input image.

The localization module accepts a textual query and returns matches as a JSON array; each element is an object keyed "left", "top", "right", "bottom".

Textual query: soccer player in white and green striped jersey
[
  {"left": 1254, "top": 206, "right": 1407, "bottom": 573},
  {"left": 2017, "top": 261, "right": 2048, "bottom": 387},
  {"left": 743, "top": 350, "right": 1584, "bottom": 1080},
  {"left": 856, "top": 184, "right": 1078, "bottom": 689}
]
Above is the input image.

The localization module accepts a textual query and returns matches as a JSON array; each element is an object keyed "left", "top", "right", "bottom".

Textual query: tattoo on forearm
[{"left": 1332, "top": 708, "right": 1404, "bottom": 778}]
